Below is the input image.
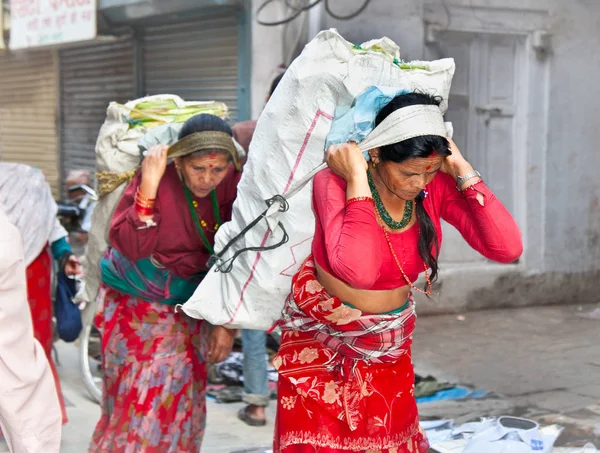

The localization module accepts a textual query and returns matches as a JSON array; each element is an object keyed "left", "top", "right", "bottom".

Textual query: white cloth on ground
[{"left": 424, "top": 417, "right": 563, "bottom": 453}]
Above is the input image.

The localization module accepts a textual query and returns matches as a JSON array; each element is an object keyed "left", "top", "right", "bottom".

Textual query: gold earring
[{"left": 372, "top": 160, "right": 378, "bottom": 169}]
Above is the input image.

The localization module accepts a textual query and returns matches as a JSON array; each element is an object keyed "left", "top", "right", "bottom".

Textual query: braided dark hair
[{"left": 375, "top": 92, "right": 451, "bottom": 284}]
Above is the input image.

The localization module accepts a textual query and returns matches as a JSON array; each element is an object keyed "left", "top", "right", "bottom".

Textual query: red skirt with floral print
[
  {"left": 273, "top": 259, "right": 429, "bottom": 453},
  {"left": 89, "top": 288, "right": 209, "bottom": 453}
]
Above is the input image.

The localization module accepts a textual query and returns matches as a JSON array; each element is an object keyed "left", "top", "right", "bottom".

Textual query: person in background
[
  {"left": 233, "top": 72, "right": 284, "bottom": 161},
  {"left": 0, "top": 163, "right": 81, "bottom": 427},
  {"left": 233, "top": 72, "right": 284, "bottom": 427},
  {"left": 65, "top": 169, "right": 96, "bottom": 244},
  {"left": 0, "top": 207, "right": 62, "bottom": 453}
]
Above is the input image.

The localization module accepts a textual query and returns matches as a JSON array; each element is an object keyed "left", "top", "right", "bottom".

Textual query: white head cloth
[
  {"left": 359, "top": 104, "right": 450, "bottom": 152},
  {"left": 0, "top": 163, "right": 65, "bottom": 266},
  {"left": 266, "top": 104, "right": 454, "bottom": 232}
]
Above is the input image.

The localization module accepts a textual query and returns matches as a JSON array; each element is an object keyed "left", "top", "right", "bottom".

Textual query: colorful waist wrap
[{"left": 100, "top": 248, "right": 204, "bottom": 305}]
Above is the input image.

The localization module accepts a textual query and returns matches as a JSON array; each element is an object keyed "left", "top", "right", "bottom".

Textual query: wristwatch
[{"left": 456, "top": 170, "right": 481, "bottom": 189}]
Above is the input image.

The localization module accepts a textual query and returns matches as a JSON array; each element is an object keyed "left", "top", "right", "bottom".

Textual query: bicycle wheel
[{"left": 79, "top": 303, "right": 102, "bottom": 404}]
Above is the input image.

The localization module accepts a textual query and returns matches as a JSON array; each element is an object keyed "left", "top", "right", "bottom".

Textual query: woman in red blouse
[
  {"left": 89, "top": 114, "right": 240, "bottom": 453},
  {"left": 273, "top": 92, "right": 522, "bottom": 452}
]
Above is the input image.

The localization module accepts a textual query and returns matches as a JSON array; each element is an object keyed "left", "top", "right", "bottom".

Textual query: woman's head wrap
[{"left": 168, "top": 130, "right": 241, "bottom": 170}]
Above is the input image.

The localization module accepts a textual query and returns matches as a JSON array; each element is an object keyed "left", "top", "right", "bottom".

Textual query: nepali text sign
[{"left": 10, "top": 0, "right": 96, "bottom": 50}]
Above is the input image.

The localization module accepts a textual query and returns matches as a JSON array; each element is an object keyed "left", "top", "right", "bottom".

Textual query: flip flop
[{"left": 237, "top": 406, "right": 267, "bottom": 427}]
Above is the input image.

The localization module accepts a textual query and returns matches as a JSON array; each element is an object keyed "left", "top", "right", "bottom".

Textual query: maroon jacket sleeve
[
  {"left": 313, "top": 170, "right": 381, "bottom": 289},
  {"left": 108, "top": 171, "right": 162, "bottom": 262},
  {"left": 436, "top": 173, "right": 523, "bottom": 263}
]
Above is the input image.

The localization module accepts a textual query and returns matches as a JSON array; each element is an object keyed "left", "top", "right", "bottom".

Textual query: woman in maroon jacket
[{"left": 90, "top": 114, "right": 240, "bottom": 453}]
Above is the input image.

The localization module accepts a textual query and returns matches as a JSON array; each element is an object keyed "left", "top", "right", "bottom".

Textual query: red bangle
[
  {"left": 345, "top": 196, "right": 374, "bottom": 208},
  {"left": 135, "top": 195, "right": 155, "bottom": 209},
  {"left": 134, "top": 203, "right": 155, "bottom": 216},
  {"left": 136, "top": 186, "right": 156, "bottom": 200}
]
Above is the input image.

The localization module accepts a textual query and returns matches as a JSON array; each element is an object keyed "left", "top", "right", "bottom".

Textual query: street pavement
[{"left": 1, "top": 303, "right": 598, "bottom": 452}]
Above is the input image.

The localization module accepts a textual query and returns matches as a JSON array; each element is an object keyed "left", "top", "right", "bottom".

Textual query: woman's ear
[{"left": 369, "top": 148, "right": 381, "bottom": 162}]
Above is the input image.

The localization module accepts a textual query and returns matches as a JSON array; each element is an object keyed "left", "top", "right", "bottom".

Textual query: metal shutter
[
  {"left": 143, "top": 10, "right": 240, "bottom": 120},
  {"left": 59, "top": 38, "right": 135, "bottom": 180},
  {"left": 0, "top": 50, "right": 60, "bottom": 195}
]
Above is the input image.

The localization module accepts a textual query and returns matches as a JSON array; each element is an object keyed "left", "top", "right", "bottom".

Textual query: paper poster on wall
[{"left": 10, "top": 0, "right": 97, "bottom": 50}]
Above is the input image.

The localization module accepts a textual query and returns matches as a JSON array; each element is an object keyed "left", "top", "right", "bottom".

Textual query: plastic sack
[
  {"left": 75, "top": 95, "right": 180, "bottom": 304},
  {"left": 182, "top": 29, "right": 455, "bottom": 330},
  {"left": 75, "top": 95, "right": 226, "bottom": 304}
]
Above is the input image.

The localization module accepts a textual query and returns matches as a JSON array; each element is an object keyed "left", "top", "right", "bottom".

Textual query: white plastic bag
[
  {"left": 182, "top": 29, "right": 455, "bottom": 330},
  {"left": 75, "top": 95, "right": 192, "bottom": 304}
]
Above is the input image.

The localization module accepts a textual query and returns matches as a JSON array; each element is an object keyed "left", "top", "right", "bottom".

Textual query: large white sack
[
  {"left": 182, "top": 29, "right": 455, "bottom": 330},
  {"left": 75, "top": 94, "right": 196, "bottom": 304}
]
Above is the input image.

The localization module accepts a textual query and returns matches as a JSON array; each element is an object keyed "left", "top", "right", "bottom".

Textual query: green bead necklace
[
  {"left": 367, "top": 169, "right": 414, "bottom": 230},
  {"left": 183, "top": 183, "right": 222, "bottom": 255}
]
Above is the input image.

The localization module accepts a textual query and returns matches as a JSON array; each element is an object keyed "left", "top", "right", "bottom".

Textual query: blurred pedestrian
[
  {"left": 0, "top": 163, "right": 81, "bottom": 426},
  {"left": 0, "top": 207, "right": 62, "bottom": 453}
]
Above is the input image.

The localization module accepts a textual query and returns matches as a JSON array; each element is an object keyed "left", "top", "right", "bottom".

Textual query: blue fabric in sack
[
  {"left": 54, "top": 272, "right": 82, "bottom": 342},
  {"left": 325, "top": 86, "right": 409, "bottom": 159}
]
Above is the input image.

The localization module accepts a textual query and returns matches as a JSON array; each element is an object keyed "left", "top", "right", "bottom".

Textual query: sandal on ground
[{"left": 237, "top": 406, "right": 267, "bottom": 427}]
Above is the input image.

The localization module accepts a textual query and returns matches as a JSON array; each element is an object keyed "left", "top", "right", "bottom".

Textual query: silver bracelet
[{"left": 456, "top": 170, "right": 481, "bottom": 190}]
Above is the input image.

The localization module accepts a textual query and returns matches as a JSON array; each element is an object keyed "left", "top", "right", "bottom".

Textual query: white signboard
[{"left": 10, "top": 0, "right": 97, "bottom": 50}]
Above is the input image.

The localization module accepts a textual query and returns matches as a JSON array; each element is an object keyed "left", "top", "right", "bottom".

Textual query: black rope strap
[{"left": 207, "top": 195, "right": 290, "bottom": 273}]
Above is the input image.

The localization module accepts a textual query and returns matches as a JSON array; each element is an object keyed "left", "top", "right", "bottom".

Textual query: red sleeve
[
  {"left": 436, "top": 173, "right": 523, "bottom": 263},
  {"left": 108, "top": 171, "right": 162, "bottom": 262},
  {"left": 313, "top": 170, "right": 381, "bottom": 289}
]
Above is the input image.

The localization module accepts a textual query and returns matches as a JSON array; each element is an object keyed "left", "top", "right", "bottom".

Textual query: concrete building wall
[
  {"left": 250, "top": 1, "right": 285, "bottom": 118},
  {"left": 543, "top": 0, "right": 600, "bottom": 274}
]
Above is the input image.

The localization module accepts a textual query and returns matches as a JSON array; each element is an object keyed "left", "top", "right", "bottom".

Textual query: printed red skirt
[
  {"left": 274, "top": 354, "right": 427, "bottom": 453},
  {"left": 89, "top": 288, "right": 209, "bottom": 452},
  {"left": 273, "top": 258, "right": 429, "bottom": 453},
  {"left": 26, "top": 249, "right": 68, "bottom": 424}
]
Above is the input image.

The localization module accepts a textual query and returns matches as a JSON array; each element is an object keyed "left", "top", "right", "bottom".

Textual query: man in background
[{"left": 233, "top": 72, "right": 284, "bottom": 427}]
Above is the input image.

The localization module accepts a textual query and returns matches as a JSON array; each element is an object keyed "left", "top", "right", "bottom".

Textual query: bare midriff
[{"left": 315, "top": 262, "right": 411, "bottom": 314}]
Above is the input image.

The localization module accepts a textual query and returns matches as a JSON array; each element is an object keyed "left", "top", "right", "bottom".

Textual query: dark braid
[{"left": 415, "top": 193, "right": 440, "bottom": 282}]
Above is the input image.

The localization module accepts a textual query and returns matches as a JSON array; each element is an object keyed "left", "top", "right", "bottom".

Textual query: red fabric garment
[
  {"left": 109, "top": 163, "right": 240, "bottom": 278},
  {"left": 312, "top": 169, "right": 523, "bottom": 290},
  {"left": 25, "top": 249, "right": 68, "bottom": 424},
  {"left": 89, "top": 289, "right": 208, "bottom": 452},
  {"left": 232, "top": 120, "right": 257, "bottom": 155},
  {"left": 273, "top": 258, "right": 428, "bottom": 453}
]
